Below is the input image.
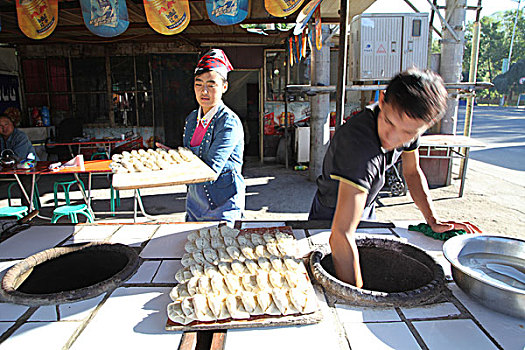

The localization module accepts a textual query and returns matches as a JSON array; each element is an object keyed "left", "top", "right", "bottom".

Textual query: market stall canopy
[{"left": 0, "top": 0, "right": 376, "bottom": 46}]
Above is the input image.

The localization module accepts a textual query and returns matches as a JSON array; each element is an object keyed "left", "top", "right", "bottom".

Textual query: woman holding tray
[{"left": 158, "top": 49, "right": 245, "bottom": 225}]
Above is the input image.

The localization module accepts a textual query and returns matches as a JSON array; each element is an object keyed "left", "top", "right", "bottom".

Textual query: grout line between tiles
[
  {"left": 395, "top": 307, "right": 429, "bottom": 350},
  {"left": 0, "top": 306, "right": 38, "bottom": 345},
  {"left": 62, "top": 289, "right": 115, "bottom": 350}
]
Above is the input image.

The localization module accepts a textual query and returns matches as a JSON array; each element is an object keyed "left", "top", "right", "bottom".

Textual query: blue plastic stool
[
  {"left": 53, "top": 179, "right": 86, "bottom": 207},
  {"left": 0, "top": 206, "right": 29, "bottom": 220},
  {"left": 51, "top": 204, "right": 94, "bottom": 224}
]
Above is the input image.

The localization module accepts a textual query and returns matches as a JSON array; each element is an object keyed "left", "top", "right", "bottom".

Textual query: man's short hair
[{"left": 384, "top": 68, "right": 448, "bottom": 124}]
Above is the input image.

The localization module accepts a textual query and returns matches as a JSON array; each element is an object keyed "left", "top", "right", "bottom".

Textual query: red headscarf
[{"left": 194, "top": 49, "right": 234, "bottom": 79}]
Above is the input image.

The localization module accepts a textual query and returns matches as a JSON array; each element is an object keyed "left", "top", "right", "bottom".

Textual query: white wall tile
[
  {"left": 335, "top": 304, "right": 400, "bottom": 323},
  {"left": 126, "top": 260, "right": 161, "bottom": 284},
  {"left": 449, "top": 283, "right": 525, "bottom": 350},
  {"left": 141, "top": 223, "right": 216, "bottom": 259},
  {"left": 0, "top": 226, "right": 75, "bottom": 259},
  {"left": 292, "top": 229, "right": 312, "bottom": 257},
  {"left": 0, "top": 322, "right": 14, "bottom": 336},
  {"left": 68, "top": 225, "right": 119, "bottom": 243},
  {"left": 70, "top": 287, "right": 182, "bottom": 349},
  {"left": 308, "top": 229, "right": 331, "bottom": 246},
  {"left": 109, "top": 224, "right": 159, "bottom": 246},
  {"left": 152, "top": 260, "right": 181, "bottom": 284},
  {"left": 0, "top": 321, "right": 80, "bottom": 350},
  {"left": 0, "top": 303, "right": 30, "bottom": 322},
  {"left": 344, "top": 322, "right": 421, "bottom": 350},
  {"left": 29, "top": 294, "right": 106, "bottom": 321},
  {"left": 413, "top": 319, "right": 497, "bottom": 349},
  {"left": 400, "top": 302, "right": 460, "bottom": 319}
]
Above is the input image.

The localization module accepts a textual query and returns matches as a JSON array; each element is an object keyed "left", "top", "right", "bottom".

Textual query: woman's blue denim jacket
[{"left": 183, "top": 103, "right": 245, "bottom": 210}]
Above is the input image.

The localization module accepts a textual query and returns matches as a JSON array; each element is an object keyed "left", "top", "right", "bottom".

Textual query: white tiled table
[{"left": 0, "top": 221, "right": 523, "bottom": 350}]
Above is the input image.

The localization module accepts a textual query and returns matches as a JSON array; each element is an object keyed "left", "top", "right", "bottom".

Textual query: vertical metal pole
[
  {"left": 459, "top": 0, "right": 481, "bottom": 176},
  {"left": 439, "top": 0, "right": 467, "bottom": 136},
  {"left": 259, "top": 67, "right": 264, "bottom": 164},
  {"left": 284, "top": 49, "right": 289, "bottom": 169},
  {"left": 335, "top": 0, "right": 350, "bottom": 130},
  {"left": 133, "top": 53, "right": 140, "bottom": 127},
  {"left": 149, "top": 55, "right": 156, "bottom": 146},
  {"left": 105, "top": 54, "right": 115, "bottom": 127},
  {"left": 309, "top": 25, "right": 331, "bottom": 182}
]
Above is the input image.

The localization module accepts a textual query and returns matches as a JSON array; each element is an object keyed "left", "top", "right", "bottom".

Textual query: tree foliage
[{"left": 463, "top": 8, "right": 524, "bottom": 101}]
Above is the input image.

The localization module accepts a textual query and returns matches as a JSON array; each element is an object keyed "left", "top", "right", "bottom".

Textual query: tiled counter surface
[{"left": 0, "top": 221, "right": 523, "bottom": 350}]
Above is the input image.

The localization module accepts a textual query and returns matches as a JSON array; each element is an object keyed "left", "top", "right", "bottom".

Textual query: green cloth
[{"left": 408, "top": 223, "right": 467, "bottom": 241}]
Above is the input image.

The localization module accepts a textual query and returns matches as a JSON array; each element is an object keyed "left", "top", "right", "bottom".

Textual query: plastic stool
[
  {"left": 51, "top": 204, "right": 94, "bottom": 224},
  {"left": 0, "top": 206, "right": 29, "bottom": 220},
  {"left": 7, "top": 181, "right": 40, "bottom": 210},
  {"left": 53, "top": 179, "right": 86, "bottom": 207}
]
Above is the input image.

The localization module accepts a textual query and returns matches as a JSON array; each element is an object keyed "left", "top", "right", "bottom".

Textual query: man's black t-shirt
[{"left": 315, "top": 105, "right": 419, "bottom": 211}]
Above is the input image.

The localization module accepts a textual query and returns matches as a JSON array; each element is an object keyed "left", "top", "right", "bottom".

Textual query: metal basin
[{"left": 443, "top": 235, "right": 525, "bottom": 319}]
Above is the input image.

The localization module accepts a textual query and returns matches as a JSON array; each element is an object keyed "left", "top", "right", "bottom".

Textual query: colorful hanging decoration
[
  {"left": 206, "top": 0, "right": 249, "bottom": 26},
  {"left": 144, "top": 0, "right": 190, "bottom": 34},
  {"left": 314, "top": 5, "right": 322, "bottom": 50},
  {"left": 294, "top": 35, "right": 301, "bottom": 63},
  {"left": 16, "top": 0, "right": 58, "bottom": 40},
  {"left": 79, "top": 0, "right": 129, "bottom": 38},
  {"left": 289, "top": 37, "right": 294, "bottom": 66},
  {"left": 265, "top": 0, "right": 305, "bottom": 18},
  {"left": 301, "top": 29, "right": 307, "bottom": 58},
  {"left": 293, "top": 0, "right": 322, "bottom": 35}
]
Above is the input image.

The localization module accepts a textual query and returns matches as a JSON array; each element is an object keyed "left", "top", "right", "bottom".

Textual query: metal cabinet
[{"left": 350, "top": 13, "right": 429, "bottom": 81}]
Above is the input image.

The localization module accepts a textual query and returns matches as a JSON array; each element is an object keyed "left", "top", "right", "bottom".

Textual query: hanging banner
[
  {"left": 205, "top": 0, "right": 248, "bottom": 26},
  {"left": 144, "top": 0, "right": 190, "bottom": 34},
  {"left": 301, "top": 29, "right": 307, "bottom": 58},
  {"left": 79, "top": 0, "right": 129, "bottom": 38},
  {"left": 314, "top": 5, "right": 322, "bottom": 50},
  {"left": 16, "top": 0, "right": 58, "bottom": 40},
  {"left": 294, "top": 35, "right": 300, "bottom": 62},
  {"left": 293, "top": 0, "right": 322, "bottom": 35},
  {"left": 265, "top": 0, "right": 305, "bottom": 18}
]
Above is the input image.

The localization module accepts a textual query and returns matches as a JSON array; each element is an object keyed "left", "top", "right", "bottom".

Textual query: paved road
[{"left": 457, "top": 105, "right": 525, "bottom": 171}]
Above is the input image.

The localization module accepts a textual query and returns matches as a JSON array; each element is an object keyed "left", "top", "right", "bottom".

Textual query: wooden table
[
  {"left": 0, "top": 160, "right": 112, "bottom": 219},
  {"left": 419, "top": 135, "right": 486, "bottom": 197},
  {"left": 112, "top": 156, "right": 217, "bottom": 222}
]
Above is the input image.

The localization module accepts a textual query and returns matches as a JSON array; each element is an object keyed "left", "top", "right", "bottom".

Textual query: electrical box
[{"left": 350, "top": 13, "right": 429, "bottom": 81}]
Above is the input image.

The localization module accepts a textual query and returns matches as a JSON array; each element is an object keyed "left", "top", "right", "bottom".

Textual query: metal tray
[{"left": 443, "top": 235, "right": 525, "bottom": 319}]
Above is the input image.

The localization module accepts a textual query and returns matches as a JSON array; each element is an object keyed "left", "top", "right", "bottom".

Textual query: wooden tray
[
  {"left": 165, "top": 226, "right": 323, "bottom": 331},
  {"left": 112, "top": 156, "right": 217, "bottom": 190}
]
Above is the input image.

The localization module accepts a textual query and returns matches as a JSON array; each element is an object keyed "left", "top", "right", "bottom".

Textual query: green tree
[{"left": 463, "top": 8, "right": 524, "bottom": 102}]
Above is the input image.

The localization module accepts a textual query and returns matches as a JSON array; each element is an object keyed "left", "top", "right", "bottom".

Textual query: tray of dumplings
[
  {"left": 111, "top": 147, "right": 218, "bottom": 190},
  {"left": 166, "top": 225, "right": 322, "bottom": 331}
]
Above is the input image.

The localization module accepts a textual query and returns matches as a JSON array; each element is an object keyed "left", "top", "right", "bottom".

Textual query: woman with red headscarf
[{"left": 160, "top": 49, "right": 245, "bottom": 225}]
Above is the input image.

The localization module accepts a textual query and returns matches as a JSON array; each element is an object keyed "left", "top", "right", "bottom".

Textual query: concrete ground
[{"left": 2, "top": 156, "right": 523, "bottom": 240}]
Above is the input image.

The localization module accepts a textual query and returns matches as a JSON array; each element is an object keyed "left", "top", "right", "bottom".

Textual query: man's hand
[
  {"left": 155, "top": 142, "right": 172, "bottom": 150},
  {"left": 429, "top": 220, "right": 482, "bottom": 234}
]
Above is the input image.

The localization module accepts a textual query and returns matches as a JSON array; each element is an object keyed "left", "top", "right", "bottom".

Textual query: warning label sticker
[{"left": 376, "top": 42, "right": 387, "bottom": 55}]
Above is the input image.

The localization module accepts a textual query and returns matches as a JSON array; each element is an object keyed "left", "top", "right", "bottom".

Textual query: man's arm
[
  {"left": 402, "top": 150, "right": 481, "bottom": 233},
  {"left": 329, "top": 180, "right": 367, "bottom": 288}
]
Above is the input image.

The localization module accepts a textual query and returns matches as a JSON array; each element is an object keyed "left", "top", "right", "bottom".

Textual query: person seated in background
[{"left": 0, "top": 114, "right": 39, "bottom": 161}]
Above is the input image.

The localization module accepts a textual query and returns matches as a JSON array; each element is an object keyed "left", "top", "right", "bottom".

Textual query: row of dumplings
[
  {"left": 110, "top": 147, "right": 197, "bottom": 173},
  {"left": 182, "top": 242, "right": 296, "bottom": 267},
  {"left": 173, "top": 267, "right": 309, "bottom": 298},
  {"left": 168, "top": 287, "right": 318, "bottom": 324},
  {"left": 187, "top": 226, "right": 240, "bottom": 241},
  {"left": 177, "top": 255, "right": 304, "bottom": 283}
]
